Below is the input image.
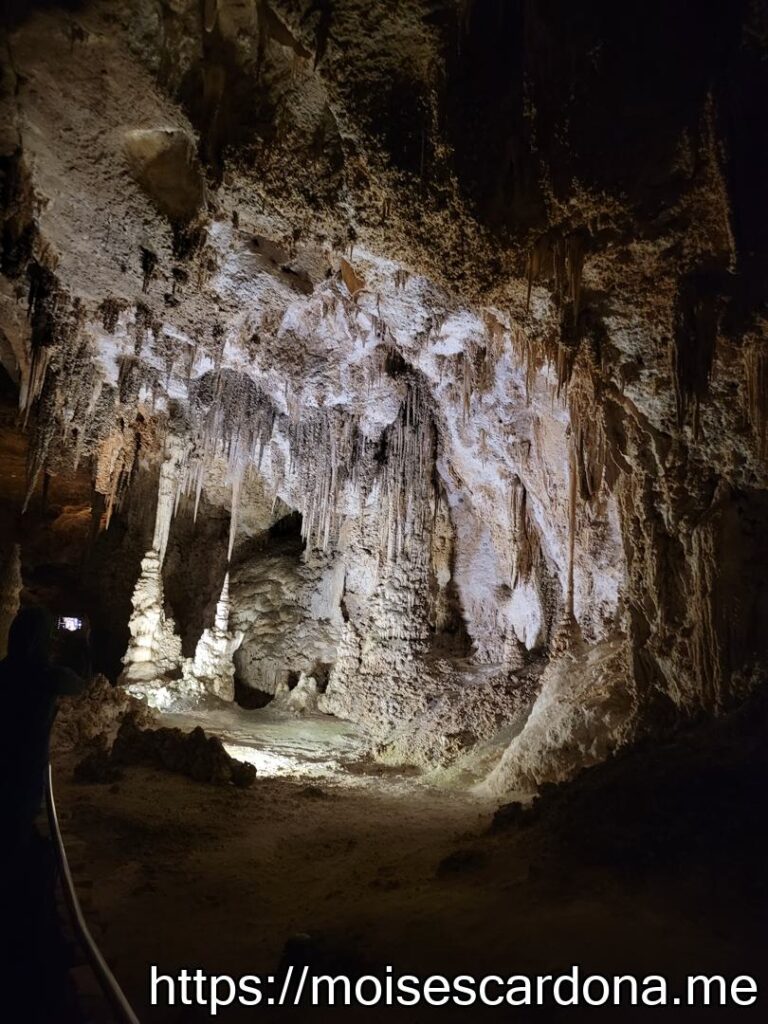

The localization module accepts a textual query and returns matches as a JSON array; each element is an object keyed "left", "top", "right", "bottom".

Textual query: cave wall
[
  {"left": 1, "top": 0, "right": 767, "bottom": 788},
  {"left": 230, "top": 528, "right": 343, "bottom": 695}
]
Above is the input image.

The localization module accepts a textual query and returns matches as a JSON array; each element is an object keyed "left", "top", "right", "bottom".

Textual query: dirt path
[{"left": 55, "top": 706, "right": 765, "bottom": 1023}]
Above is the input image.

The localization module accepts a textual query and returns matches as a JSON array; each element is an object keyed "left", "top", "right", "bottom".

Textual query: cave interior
[{"left": 1, "top": 0, "right": 767, "bottom": 1020}]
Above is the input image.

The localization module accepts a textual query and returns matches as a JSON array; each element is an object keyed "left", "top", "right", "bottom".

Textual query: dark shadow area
[{"left": 233, "top": 676, "right": 274, "bottom": 709}]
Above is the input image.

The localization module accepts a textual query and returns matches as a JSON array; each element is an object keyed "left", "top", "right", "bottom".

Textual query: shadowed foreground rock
[{"left": 110, "top": 715, "right": 256, "bottom": 788}]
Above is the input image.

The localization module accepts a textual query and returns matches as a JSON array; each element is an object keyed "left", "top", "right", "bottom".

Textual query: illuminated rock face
[
  {"left": 120, "top": 548, "right": 183, "bottom": 694},
  {"left": 231, "top": 542, "right": 344, "bottom": 696},
  {"left": 2, "top": 2, "right": 767, "bottom": 791},
  {"left": 181, "top": 574, "right": 243, "bottom": 703}
]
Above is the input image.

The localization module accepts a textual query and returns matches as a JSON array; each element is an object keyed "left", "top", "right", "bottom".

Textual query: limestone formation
[
  {"left": 120, "top": 547, "right": 183, "bottom": 699},
  {"left": 111, "top": 716, "right": 256, "bottom": 787},
  {"left": 180, "top": 573, "right": 243, "bottom": 702},
  {"left": 1, "top": 1, "right": 767, "bottom": 794}
]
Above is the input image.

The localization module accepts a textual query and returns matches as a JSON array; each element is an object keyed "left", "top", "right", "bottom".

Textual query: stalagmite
[
  {"left": 120, "top": 437, "right": 187, "bottom": 701},
  {"left": 180, "top": 573, "right": 243, "bottom": 703},
  {"left": 119, "top": 548, "right": 183, "bottom": 699}
]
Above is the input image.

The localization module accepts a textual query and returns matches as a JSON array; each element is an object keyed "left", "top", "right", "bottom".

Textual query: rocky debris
[
  {"left": 110, "top": 715, "right": 256, "bottom": 788},
  {"left": 297, "top": 784, "right": 329, "bottom": 801},
  {"left": 54, "top": 674, "right": 155, "bottom": 752}
]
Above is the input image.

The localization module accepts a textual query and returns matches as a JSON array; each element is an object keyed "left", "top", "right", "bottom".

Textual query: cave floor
[
  {"left": 53, "top": 705, "right": 766, "bottom": 1023},
  {"left": 160, "top": 704, "right": 388, "bottom": 786}
]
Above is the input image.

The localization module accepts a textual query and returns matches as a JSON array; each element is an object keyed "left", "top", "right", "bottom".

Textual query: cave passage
[{"left": 1, "top": 1, "right": 767, "bottom": 1021}]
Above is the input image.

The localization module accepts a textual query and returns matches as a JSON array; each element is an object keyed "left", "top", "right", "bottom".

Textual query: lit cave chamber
[{"left": 0, "top": 1, "right": 767, "bottom": 1021}]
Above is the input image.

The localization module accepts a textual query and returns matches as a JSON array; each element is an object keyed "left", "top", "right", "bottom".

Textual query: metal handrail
[{"left": 45, "top": 763, "right": 142, "bottom": 1024}]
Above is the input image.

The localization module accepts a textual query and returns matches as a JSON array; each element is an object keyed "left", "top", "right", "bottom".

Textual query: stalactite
[
  {"left": 567, "top": 359, "right": 620, "bottom": 503},
  {"left": 94, "top": 420, "right": 139, "bottom": 529},
  {"left": 509, "top": 326, "right": 541, "bottom": 404},
  {"left": 24, "top": 264, "right": 60, "bottom": 420},
  {"left": 140, "top": 247, "right": 158, "bottom": 292},
  {"left": 509, "top": 476, "right": 540, "bottom": 587},
  {"left": 133, "top": 302, "right": 154, "bottom": 356},
  {"left": 23, "top": 381, "right": 57, "bottom": 512},
  {"left": 483, "top": 309, "right": 507, "bottom": 364},
  {"left": 287, "top": 407, "right": 364, "bottom": 552},
  {"left": 461, "top": 350, "right": 473, "bottom": 421},
  {"left": 378, "top": 382, "right": 435, "bottom": 563},
  {"left": 20, "top": 282, "right": 119, "bottom": 512},
  {"left": 526, "top": 230, "right": 585, "bottom": 325},
  {"left": 228, "top": 462, "right": 243, "bottom": 561},
  {"left": 152, "top": 435, "right": 186, "bottom": 565},
  {"left": 690, "top": 521, "right": 724, "bottom": 708},
  {"left": 689, "top": 484, "right": 731, "bottom": 710},
  {"left": 340, "top": 256, "right": 365, "bottom": 297},
  {"left": 524, "top": 229, "right": 588, "bottom": 405},
  {"left": 565, "top": 434, "right": 578, "bottom": 621},
  {"left": 98, "top": 297, "right": 125, "bottom": 334},
  {"left": 22, "top": 346, "right": 52, "bottom": 427}
]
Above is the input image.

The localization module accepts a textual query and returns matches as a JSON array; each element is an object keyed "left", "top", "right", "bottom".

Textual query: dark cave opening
[
  {"left": 267, "top": 509, "right": 304, "bottom": 543},
  {"left": 233, "top": 677, "right": 274, "bottom": 710}
]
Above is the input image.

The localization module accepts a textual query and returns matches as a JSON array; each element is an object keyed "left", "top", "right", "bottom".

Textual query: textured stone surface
[
  {"left": 231, "top": 537, "right": 343, "bottom": 695},
  {"left": 1, "top": 1, "right": 767, "bottom": 792}
]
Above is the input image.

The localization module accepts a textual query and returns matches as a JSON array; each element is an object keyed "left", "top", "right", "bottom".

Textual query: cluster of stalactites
[
  {"left": 378, "top": 383, "right": 436, "bottom": 564},
  {"left": 165, "top": 369, "right": 277, "bottom": 552},
  {"left": 21, "top": 277, "right": 113, "bottom": 512},
  {"left": 94, "top": 418, "right": 141, "bottom": 529},
  {"left": 527, "top": 230, "right": 585, "bottom": 337},
  {"left": 287, "top": 408, "right": 365, "bottom": 552}
]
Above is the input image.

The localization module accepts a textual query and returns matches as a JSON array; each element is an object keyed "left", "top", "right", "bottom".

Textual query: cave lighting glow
[
  {"left": 58, "top": 616, "right": 83, "bottom": 632},
  {"left": 222, "top": 741, "right": 343, "bottom": 780}
]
